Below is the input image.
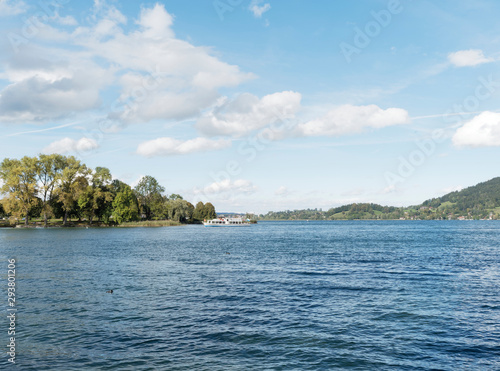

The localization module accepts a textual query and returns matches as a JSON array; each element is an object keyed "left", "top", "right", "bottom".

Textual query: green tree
[
  {"left": 112, "top": 185, "right": 139, "bottom": 223},
  {"left": 193, "top": 201, "right": 205, "bottom": 221},
  {"left": 36, "top": 154, "right": 65, "bottom": 227},
  {"left": 110, "top": 179, "right": 129, "bottom": 194},
  {"left": 169, "top": 193, "right": 183, "bottom": 200},
  {"left": 78, "top": 167, "right": 114, "bottom": 224},
  {"left": 134, "top": 175, "right": 165, "bottom": 220},
  {"left": 0, "top": 157, "right": 39, "bottom": 225},
  {"left": 55, "top": 156, "right": 89, "bottom": 225},
  {"left": 166, "top": 199, "right": 194, "bottom": 222},
  {"left": 203, "top": 202, "right": 217, "bottom": 220}
]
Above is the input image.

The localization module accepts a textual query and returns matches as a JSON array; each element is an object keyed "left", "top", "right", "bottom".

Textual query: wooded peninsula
[{"left": 0, "top": 155, "right": 217, "bottom": 227}]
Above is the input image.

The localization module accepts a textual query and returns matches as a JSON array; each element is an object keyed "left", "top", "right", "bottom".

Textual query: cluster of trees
[
  {"left": 260, "top": 204, "right": 404, "bottom": 220},
  {"left": 259, "top": 177, "right": 500, "bottom": 221},
  {"left": 0, "top": 155, "right": 216, "bottom": 226},
  {"left": 421, "top": 177, "right": 500, "bottom": 215}
]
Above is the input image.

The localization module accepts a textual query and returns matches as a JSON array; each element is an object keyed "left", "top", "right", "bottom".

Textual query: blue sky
[{"left": 1, "top": 0, "right": 500, "bottom": 213}]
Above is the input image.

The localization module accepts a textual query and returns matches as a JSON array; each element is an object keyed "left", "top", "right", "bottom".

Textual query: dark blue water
[{"left": 1, "top": 221, "right": 499, "bottom": 370}]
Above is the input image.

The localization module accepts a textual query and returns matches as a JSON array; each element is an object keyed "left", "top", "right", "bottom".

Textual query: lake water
[{"left": 1, "top": 221, "right": 500, "bottom": 370}]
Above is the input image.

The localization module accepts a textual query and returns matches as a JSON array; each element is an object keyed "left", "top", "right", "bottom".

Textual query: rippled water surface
[{"left": 1, "top": 221, "right": 500, "bottom": 370}]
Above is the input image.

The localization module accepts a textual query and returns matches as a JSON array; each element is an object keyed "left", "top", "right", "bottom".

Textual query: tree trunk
[
  {"left": 25, "top": 214, "right": 29, "bottom": 226},
  {"left": 63, "top": 211, "right": 68, "bottom": 226},
  {"left": 44, "top": 212, "right": 48, "bottom": 228}
]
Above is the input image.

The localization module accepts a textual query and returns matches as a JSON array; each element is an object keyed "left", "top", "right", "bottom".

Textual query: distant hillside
[
  {"left": 259, "top": 177, "right": 500, "bottom": 221},
  {"left": 421, "top": 177, "right": 500, "bottom": 212}
]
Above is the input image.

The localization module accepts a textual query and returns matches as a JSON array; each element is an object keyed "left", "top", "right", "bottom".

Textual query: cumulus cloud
[
  {"left": 0, "top": 64, "right": 109, "bottom": 122},
  {"left": 195, "top": 179, "right": 257, "bottom": 195},
  {"left": 452, "top": 111, "right": 500, "bottom": 147},
  {"left": 275, "top": 186, "right": 290, "bottom": 196},
  {"left": 0, "top": 0, "right": 27, "bottom": 16},
  {"left": 43, "top": 137, "right": 99, "bottom": 154},
  {"left": 448, "top": 49, "right": 493, "bottom": 67},
  {"left": 249, "top": 0, "right": 271, "bottom": 18},
  {"left": 136, "top": 137, "right": 231, "bottom": 157},
  {"left": 136, "top": 3, "right": 174, "bottom": 39},
  {"left": 0, "top": 3, "right": 253, "bottom": 124},
  {"left": 197, "top": 91, "right": 302, "bottom": 137},
  {"left": 295, "top": 104, "right": 409, "bottom": 137}
]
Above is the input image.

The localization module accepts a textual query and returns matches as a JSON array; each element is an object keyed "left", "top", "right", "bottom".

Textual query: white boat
[{"left": 203, "top": 217, "right": 252, "bottom": 227}]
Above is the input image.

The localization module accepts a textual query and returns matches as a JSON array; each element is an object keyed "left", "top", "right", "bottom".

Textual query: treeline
[
  {"left": 259, "top": 177, "right": 500, "bottom": 221},
  {"left": 0, "top": 155, "right": 216, "bottom": 226},
  {"left": 260, "top": 204, "right": 404, "bottom": 221},
  {"left": 422, "top": 177, "right": 500, "bottom": 213}
]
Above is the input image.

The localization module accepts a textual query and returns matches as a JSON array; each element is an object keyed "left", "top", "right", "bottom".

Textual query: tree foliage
[
  {"left": 134, "top": 175, "right": 166, "bottom": 220},
  {"left": 192, "top": 201, "right": 216, "bottom": 221},
  {"left": 259, "top": 179, "right": 500, "bottom": 221},
  {"left": 0, "top": 157, "right": 39, "bottom": 225},
  {"left": 0, "top": 156, "right": 215, "bottom": 226},
  {"left": 112, "top": 185, "right": 139, "bottom": 223}
]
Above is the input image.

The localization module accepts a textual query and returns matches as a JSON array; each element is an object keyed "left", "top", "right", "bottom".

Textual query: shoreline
[{"left": 0, "top": 220, "right": 186, "bottom": 229}]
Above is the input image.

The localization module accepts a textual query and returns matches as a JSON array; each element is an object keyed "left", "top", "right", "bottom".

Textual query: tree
[
  {"left": 112, "top": 185, "right": 139, "bottom": 223},
  {"left": 193, "top": 201, "right": 205, "bottom": 221},
  {"left": 110, "top": 179, "right": 129, "bottom": 194},
  {"left": 165, "top": 199, "right": 194, "bottom": 222},
  {"left": 0, "top": 157, "right": 39, "bottom": 225},
  {"left": 169, "top": 194, "right": 183, "bottom": 200},
  {"left": 203, "top": 202, "right": 217, "bottom": 220},
  {"left": 78, "top": 167, "right": 114, "bottom": 224},
  {"left": 36, "top": 154, "right": 65, "bottom": 227},
  {"left": 55, "top": 156, "right": 88, "bottom": 225},
  {"left": 134, "top": 175, "right": 165, "bottom": 220}
]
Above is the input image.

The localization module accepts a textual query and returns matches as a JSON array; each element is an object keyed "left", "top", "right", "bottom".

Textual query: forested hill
[
  {"left": 258, "top": 177, "right": 500, "bottom": 221},
  {"left": 421, "top": 177, "right": 500, "bottom": 211}
]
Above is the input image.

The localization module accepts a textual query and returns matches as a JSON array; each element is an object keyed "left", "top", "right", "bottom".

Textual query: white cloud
[
  {"left": 136, "top": 3, "right": 174, "bottom": 39},
  {"left": 275, "top": 186, "right": 289, "bottom": 196},
  {"left": 382, "top": 184, "right": 397, "bottom": 194},
  {"left": 295, "top": 104, "right": 410, "bottom": 137},
  {"left": 0, "top": 61, "right": 110, "bottom": 122},
  {"left": 195, "top": 179, "right": 257, "bottom": 195},
  {"left": 136, "top": 137, "right": 231, "bottom": 157},
  {"left": 81, "top": 3, "right": 253, "bottom": 123},
  {"left": 0, "top": 3, "right": 253, "bottom": 124},
  {"left": 53, "top": 12, "right": 78, "bottom": 26},
  {"left": 452, "top": 111, "right": 500, "bottom": 147},
  {"left": 197, "top": 91, "right": 302, "bottom": 137},
  {"left": 43, "top": 137, "right": 99, "bottom": 154},
  {"left": 0, "top": 0, "right": 27, "bottom": 16},
  {"left": 249, "top": 1, "right": 271, "bottom": 18},
  {"left": 448, "top": 49, "right": 493, "bottom": 67}
]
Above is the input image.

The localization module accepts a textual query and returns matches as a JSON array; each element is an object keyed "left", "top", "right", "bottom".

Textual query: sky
[{"left": 1, "top": 0, "right": 500, "bottom": 214}]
